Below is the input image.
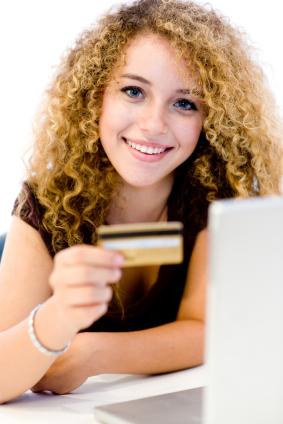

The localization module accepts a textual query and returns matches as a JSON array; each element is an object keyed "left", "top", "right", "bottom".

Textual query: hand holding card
[{"left": 97, "top": 221, "right": 183, "bottom": 267}]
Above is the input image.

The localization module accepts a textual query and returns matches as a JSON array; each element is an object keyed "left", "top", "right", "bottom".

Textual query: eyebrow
[
  {"left": 121, "top": 73, "right": 200, "bottom": 96},
  {"left": 121, "top": 73, "right": 151, "bottom": 85}
]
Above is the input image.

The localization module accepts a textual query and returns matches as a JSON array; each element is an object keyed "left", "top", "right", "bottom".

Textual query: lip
[
  {"left": 122, "top": 137, "right": 173, "bottom": 149},
  {"left": 122, "top": 137, "right": 172, "bottom": 163}
]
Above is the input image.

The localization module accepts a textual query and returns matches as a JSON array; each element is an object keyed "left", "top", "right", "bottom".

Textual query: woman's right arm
[{"left": 0, "top": 216, "right": 123, "bottom": 404}]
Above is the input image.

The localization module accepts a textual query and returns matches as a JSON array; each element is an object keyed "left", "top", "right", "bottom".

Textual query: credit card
[{"left": 97, "top": 221, "right": 183, "bottom": 267}]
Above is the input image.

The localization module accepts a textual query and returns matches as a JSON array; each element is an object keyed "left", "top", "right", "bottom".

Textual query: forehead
[{"left": 111, "top": 33, "right": 200, "bottom": 92}]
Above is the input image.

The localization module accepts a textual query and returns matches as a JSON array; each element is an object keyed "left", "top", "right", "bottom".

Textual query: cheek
[
  {"left": 99, "top": 95, "right": 133, "bottom": 138},
  {"left": 99, "top": 98, "right": 115, "bottom": 136},
  {"left": 176, "top": 120, "right": 203, "bottom": 150}
]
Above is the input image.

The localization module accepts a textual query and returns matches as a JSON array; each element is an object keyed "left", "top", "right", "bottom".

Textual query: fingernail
[
  {"left": 114, "top": 255, "right": 124, "bottom": 265},
  {"left": 115, "top": 269, "right": 122, "bottom": 279}
]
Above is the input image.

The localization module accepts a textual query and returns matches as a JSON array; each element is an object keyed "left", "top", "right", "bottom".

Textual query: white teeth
[{"left": 126, "top": 140, "right": 167, "bottom": 155}]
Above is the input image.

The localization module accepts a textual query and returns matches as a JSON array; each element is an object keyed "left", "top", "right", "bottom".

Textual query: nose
[{"left": 138, "top": 102, "right": 168, "bottom": 136}]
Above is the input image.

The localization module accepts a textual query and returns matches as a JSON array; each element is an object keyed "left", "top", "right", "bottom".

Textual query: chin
[
  {"left": 120, "top": 174, "right": 161, "bottom": 188},
  {"left": 124, "top": 179, "right": 157, "bottom": 188}
]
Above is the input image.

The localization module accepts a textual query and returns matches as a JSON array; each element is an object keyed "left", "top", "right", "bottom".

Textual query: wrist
[
  {"left": 28, "top": 304, "right": 71, "bottom": 356},
  {"left": 79, "top": 332, "right": 104, "bottom": 376},
  {"left": 34, "top": 298, "right": 77, "bottom": 351}
]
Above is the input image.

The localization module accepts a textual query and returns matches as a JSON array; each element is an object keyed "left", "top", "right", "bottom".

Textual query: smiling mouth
[{"left": 122, "top": 137, "right": 173, "bottom": 155}]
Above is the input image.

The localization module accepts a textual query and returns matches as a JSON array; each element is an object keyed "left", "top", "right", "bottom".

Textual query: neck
[{"left": 107, "top": 176, "right": 173, "bottom": 225}]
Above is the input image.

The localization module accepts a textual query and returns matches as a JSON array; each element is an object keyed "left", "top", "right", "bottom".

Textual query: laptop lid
[
  {"left": 94, "top": 195, "right": 283, "bottom": 424},
  {"left": 94, "top": 387, "right": 203, "bottom": 424},
  {"left": 204, "top": 196, "right": 283, "bottom": 424}
]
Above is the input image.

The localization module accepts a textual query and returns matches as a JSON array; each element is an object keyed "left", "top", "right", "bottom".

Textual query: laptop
[
  {"left": 95, "top": 387, "right": 203, "bottom": 424},
  {"left": 94, "top": 196, "right": 283, "bottom": 424}
]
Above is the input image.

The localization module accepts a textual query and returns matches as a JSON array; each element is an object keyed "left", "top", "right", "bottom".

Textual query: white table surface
[{"left": 0, "top": 365, "right": 206, "bottom": 423}]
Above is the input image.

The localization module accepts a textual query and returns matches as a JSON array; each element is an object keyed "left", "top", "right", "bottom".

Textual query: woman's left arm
[
  {"left": 92, "top": 228, "right": 208, "bottom": 374},
  {"left": 32, "top": 229, "right": 208, "bottom": 394}
]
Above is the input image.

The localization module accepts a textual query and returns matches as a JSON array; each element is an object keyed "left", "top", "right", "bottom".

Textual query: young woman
[{"left": 0, "top": 0, "right": 281, "bottom": 403}]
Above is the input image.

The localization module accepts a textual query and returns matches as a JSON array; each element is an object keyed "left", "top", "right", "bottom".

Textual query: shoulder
[
  {"left": 12, "top": 182, "right": 54, "bottom": 256},
  {"left": 0, "top": 215, "right": 53, "bottom": 331},
  {"left": 187, "top": 228, "right": 209, "bottom": 280},
  {"left": 177, "top": 227, "right": 208, "bottom": 322},
  {"left": 12, "top": 182, "right": 42, "bottom": 231}
]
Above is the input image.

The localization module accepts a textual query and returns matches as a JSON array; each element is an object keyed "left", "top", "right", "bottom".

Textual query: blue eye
[
  {"left": 121, "top": 86, "right": 143, "bottom": 98},
  {"left": 174, "top": 99, "right": 197, "bottom": 111}
]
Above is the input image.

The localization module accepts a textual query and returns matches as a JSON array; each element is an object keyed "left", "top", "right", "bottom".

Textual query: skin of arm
[
  {"left": 98, "top": 228, "right": 208, "bottom": 372},
  {"left": 0, "top": 217, "right": 122, "bottom": 403},
  {"left": 0, "top": 217, "right": 61, "bottom": 403},
  {"left": 32, "top": 229, "right": 208, "bottom": 394}
]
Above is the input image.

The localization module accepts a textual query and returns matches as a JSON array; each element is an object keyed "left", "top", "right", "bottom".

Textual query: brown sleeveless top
[{"left": 12, "top": 177, "right": 208, "bottom": 332}]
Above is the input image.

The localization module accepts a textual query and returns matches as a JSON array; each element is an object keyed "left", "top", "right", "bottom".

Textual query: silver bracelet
[{"left": 28, "top": 304, "right": 71, "bottom": 357}]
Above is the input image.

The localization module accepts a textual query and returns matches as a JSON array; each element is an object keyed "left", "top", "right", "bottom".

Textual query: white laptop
[{"left": 95, "top": 196, "right": 283, "bottom": 424}]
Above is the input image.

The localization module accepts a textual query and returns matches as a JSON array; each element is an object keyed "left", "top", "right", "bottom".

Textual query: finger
[
  {"left": 49, "top": 265, "right": 122, "bottom": 288},
  {"left": 69, "top": 303, "right": 108, "bottom": 329},
  {"left": 56, "top": 285, "right": 113, "bottom": 306},
  {"left": 32, "top": 381, "right": 59, "bottom": 394},
  {"left": 55, "top": 245, "right": 124, "bottom": 267},
  {"left": 31, "top": 381, "right": 47, "bottom": 393}
]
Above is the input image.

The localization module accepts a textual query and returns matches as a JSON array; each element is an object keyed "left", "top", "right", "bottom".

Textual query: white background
[{"left": 0, "top": 0, "right": 282, "bottom": 234}]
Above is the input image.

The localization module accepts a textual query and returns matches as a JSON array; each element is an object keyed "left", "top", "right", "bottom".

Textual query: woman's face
[{"left": 99, "top": 33, "right": 204, "bottom": 189}]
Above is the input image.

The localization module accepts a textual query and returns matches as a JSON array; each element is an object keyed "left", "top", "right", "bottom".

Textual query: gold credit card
[{"left": 97, "top": 221, "right": 183, "bottom": 267}]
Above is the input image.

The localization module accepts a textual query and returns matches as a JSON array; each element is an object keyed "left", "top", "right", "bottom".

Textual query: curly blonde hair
[{"left": 20, "top": 0, "right": 282, "bottom": 253}]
